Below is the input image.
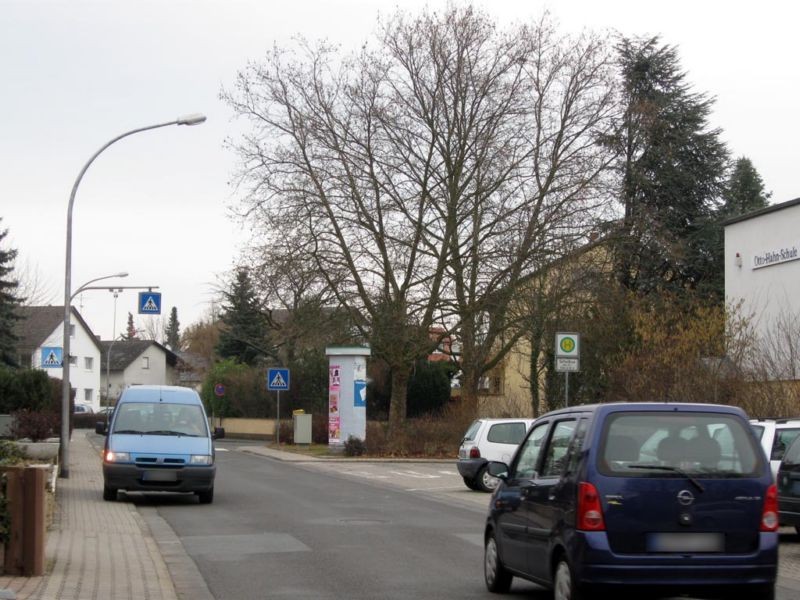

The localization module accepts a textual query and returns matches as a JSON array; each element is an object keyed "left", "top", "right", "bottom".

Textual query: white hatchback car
[
  {"left": 457, "top": 418, "right": 535, "bottom": 492},
  {"left": 750, "top": 418, "right": 800, "bottom": 480}
]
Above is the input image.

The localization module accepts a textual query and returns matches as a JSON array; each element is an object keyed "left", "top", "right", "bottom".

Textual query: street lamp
[{"left": 61, "top": 113, "right": 206, "bottom": 478}]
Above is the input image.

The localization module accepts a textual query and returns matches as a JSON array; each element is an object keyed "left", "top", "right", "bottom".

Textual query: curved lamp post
[{"left": 61, "top": 113, "right": 206, "bottom": 478}]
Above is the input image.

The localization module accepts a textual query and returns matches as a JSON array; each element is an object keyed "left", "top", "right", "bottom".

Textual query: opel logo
[{"left": 677, "top": 490, "right": 695, "bottom": 506}]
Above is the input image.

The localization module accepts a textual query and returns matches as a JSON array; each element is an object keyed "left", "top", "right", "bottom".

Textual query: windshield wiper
[
  {"left": 114, "top": 429, "right": 144, "bottom": 435},
  {"left": 145, "top": 430, "right": 198, "bottom": 437},
  {"left": 627, "top": 464, "right": 705, "bottom": 493}
]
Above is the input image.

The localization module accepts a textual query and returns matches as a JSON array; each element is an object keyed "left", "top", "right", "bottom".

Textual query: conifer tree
[
  {"left": 165, "top": 306, "right": 181, "bottom": 351},
  {"left": 0, "top": 220, "right": 23, "bottom": 367},
  {"left": 216, "top": 268, "right": 269, "bottom": 365}
]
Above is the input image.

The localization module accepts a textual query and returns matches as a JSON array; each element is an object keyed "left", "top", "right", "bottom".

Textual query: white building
[
  {"left": 724, "top": 197, "right": 800, "bottom": 375},
  {"left": 100, "top": 340, "right": 178, "bottom": 403},
  {"left": 15, "top": 306, "right": 103, "bottom": 410}
]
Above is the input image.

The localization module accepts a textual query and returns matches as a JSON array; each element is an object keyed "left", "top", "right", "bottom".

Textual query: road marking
[
  {"left": 215, "top": 448, "right": 229, "bottom": 452},
  {"left": 389, "top": 470, "right": 439, "bottom": 479},
  {"left": 438, "top": 470, "right": 458, "bottom": 476}
]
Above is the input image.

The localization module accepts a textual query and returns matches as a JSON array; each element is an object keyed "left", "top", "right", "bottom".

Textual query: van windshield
[
  {"left": 112, "top": 402, "right": 208, "bottom": 437},
  {"left": 599, "top": 412, "right": 762, "bottom": 478}
]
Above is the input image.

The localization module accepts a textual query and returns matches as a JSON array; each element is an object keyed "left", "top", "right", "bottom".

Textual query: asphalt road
[
  {"left": 133, "top": 444, "right": 544, "bottom": 599},
  {"left": 115, "top": 440, "right": 798, "bottom": 600}
]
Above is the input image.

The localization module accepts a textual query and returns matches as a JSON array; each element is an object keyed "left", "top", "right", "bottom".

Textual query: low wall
[{"left": 216, "top": 417, "right": 276, "bottom": 440}]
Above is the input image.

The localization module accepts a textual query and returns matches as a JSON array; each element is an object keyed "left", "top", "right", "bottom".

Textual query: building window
[
  {"left": 69, "top": 355, "right": 77, "bottom": 366},
  {"left": 84, "top": 357, "right": 93, "bottom": 370},
  {"left": 142, "top": 357, "right": 150, "bottom": 370},
  {"left": 69, "top": 324, "right": 76, "bottom": 338},
  {"left": 84, "top": 389, "right": 93, "bottom": 402}
]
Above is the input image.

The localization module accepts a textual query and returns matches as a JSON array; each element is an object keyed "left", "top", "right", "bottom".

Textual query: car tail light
[
  {"left": 577, "top": 482, "right": 605, "bottom": 531},
  {"left": 761, "top": 484, "right": 779, "bottom": 532},
  {"left": 469, "top": 446, "right": 481, "bottom": 459}
]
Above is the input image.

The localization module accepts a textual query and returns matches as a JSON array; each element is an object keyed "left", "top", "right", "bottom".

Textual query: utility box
[{"left": 293, "top": 412, "right": 312, "bottom": 445}]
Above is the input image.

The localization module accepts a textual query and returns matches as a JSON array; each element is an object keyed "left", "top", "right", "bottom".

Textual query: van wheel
[
  {"left": 477, "top": 465, "right": 500, "bottom": 493},
  {"left": 484, "top": 530, "right": 512, "bottom": 593},
  {"left": 102, "top": 485, "right": 117, "bottom": 502},
  {"left": 197, "top": 487, "right": 214, "bottom": 504},
  {"left": 553, "top": 557, "right": 587, "bottom": 600}
]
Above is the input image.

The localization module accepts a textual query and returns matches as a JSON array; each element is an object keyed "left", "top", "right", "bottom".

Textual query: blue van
[
  {"left": 97, "top": 385, "right": 220, "bottom": 504},
  {"left": 483, "top": 402, "right": 778, "bottom": 600}
]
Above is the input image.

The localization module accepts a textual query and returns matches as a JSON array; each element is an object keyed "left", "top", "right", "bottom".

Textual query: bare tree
[{"left": 225, "top": 6, "right": 618, "bottom": 429}]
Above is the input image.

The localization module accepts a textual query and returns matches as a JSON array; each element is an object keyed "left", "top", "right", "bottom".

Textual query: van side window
[
  {"left": 540, "top": 419, "right": 577, "bottom": 478},
  {"left": 514, "top": 422, "right": 549, "bottom": 479}
]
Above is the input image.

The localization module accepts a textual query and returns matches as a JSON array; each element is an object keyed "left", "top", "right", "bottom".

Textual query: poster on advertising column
[{"left": 329, "top": 364, "right": 341, "bottom": 443}]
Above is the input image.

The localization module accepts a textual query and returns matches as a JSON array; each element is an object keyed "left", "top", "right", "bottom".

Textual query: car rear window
[
  {"left": 772, "top": 427, "right": 800, "bottom": 461},
  {"left": 462, "top": 420, "right": 482, "bottom": 442},
  {"left": 784, "top": 437, "right": 800, "bottom": 465},
  {"left": 487, "top": 422, "right": 528, "bottom": 444},
  {"left": 599, "top": 412, "right": 762, "bottom": 477}
]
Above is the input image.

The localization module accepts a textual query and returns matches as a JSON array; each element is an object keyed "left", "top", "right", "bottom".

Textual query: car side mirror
[
  {"left": 487, "top": 461, "right": 509, "bottom": 481},
  {"left": 212, "top": 427, "right": 225, "bottom": 440},
  {"left": 95, "top": 421, "right": 108, "bottom": 436}
]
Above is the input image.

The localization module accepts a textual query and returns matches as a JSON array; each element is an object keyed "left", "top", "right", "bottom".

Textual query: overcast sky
[{"left": 2, "top": 0, "right": 797, "bottom": 341}]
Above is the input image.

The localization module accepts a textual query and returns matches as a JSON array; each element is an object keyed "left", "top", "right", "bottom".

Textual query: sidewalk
[
  {"left": 1, "top": 434, "right": 798, "bottom": 599},
  {"left": 0, "top": 431, "right": 210, "bottom": 600}
]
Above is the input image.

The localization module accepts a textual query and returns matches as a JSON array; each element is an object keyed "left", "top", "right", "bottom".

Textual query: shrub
[
  {"left": 0, "top": 440, "right": 26, "bottom": 465},
  {"left": 10, "top": 409, "right": 59, "bottom": 442},
  {"left": 344, "top": 435, "right": 366, "bottom": 457}
]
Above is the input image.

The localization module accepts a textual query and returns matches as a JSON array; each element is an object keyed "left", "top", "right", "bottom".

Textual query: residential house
[
  {"left": 100, "top": 340, "right": 178, "bottom": 404},
  {"left": 14, "top": 305, "right": 103, "bottom": 410}
]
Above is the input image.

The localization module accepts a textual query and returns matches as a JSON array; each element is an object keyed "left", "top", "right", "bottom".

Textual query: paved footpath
[{"left": 0, "top": 431, "right": 211, "bottom": 600}]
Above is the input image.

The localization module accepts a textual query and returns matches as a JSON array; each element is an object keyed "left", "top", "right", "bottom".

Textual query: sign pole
[
  {"left": 276, "top": 390, "right": 280, "bottom": 446},
  {"left": 565, "top": 372, "right": 569, "bottom": 408}
]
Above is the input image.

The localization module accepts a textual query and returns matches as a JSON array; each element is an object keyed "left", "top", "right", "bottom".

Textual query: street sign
[
  {"left": 214, "top": 383, "right": 225, "bottom": 397},
  {"left": 555, "top": 332, "right": 580, "bottom": 358},
  {"left": 41, "top": 346, "right": 63, "bottom": 368},
  {"left": 267, "top": 368, "right": 290, "bottom": 391},
  {"left": 555, "top": 358, "right": 580, "bottom": 372},
  {"left": 138, "top": 291, "right": 162, "bottom": 315}
]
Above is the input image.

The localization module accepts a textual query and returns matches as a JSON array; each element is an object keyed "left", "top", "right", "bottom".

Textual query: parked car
[
  {"left": 73, "top": 403, "right": 94, "bottom": 414},
  {"left": 484, "top": 402, "right": 777, "bottom": 599},
  {"left": 777, "top": 434, "right": 800, "bottom": 536},
  {"left": 97, "top": 385, "right": 222, "bottom": 504},
  {"left": 750, "top": 417, "right": 800, "bottom": 479},
  {"left": 457, "top": 418, "right": 535, "bottom": 492}
]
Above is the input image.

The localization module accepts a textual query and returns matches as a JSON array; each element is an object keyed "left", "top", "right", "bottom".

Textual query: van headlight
[
  {"left": 190, "top": 455, "right": 213, "bottom": 465},
  {"left": 105, "top": 451, "right": 130, "bottom": 463}
]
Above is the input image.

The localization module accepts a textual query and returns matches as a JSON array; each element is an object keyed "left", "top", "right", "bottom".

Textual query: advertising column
[{"left": 326, "top": 346, "right": 371, "bottom": 448}]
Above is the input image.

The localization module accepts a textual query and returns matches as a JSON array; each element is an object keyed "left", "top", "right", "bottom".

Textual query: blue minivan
[
  {"left": 97, "top": 385, "right": 220, "bottom": 504},
  {"left": 484, "top": 402, "right": 778, "bottom": 600}
]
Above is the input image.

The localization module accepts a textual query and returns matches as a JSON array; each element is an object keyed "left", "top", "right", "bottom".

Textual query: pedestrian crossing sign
[
  {"left": 138, "top": 292, "right": 162, "bottom": 314},
  {"left": 267, "top": 368, "right": 290, "bottom": 390},
  {"left": 41, "top": 346, "right": 63, "bottom": 368}
]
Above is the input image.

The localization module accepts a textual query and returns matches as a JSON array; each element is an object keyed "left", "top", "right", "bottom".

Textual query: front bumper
[{"left": 103, "top": 463, "right": 215, "bottom": 493}]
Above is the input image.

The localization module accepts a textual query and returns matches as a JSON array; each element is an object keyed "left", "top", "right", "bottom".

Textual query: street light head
[
  {"left": 115, "top": 272, "right": 129, "bottom": 278},
  {"left": 177, "top": 113, "right": 207, "bottom": 126}
]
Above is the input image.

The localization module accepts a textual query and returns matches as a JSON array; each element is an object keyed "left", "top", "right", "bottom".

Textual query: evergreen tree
[
  {"left": 0, "top": 220, "right": 23, "bottom": 367},
  {"left": 216, "top": 268, "right": 270, "bottom": 365},
  {"left": 613, "top": 37, "right": 729, "bottom": 300},
  {"left": 165, "top": 306, "right": 181, "bottom": 351},
  {"left": 721, "top": 157, "right": 771, "bottom": 219},
  {"left": 124, "top": 312, "right": 138, "bottom": 340}
]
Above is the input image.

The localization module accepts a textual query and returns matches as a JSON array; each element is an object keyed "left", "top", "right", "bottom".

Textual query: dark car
[
  {"left": 483, "top": 402, "right": 778, "bottom": 600},
  {"left": 777, "top": 434, "right": 800, "bottom": 535}
]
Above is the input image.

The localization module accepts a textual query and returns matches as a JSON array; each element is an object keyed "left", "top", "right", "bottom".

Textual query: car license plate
[
  {"left": 142, "top": 470, "right": 177, "bottom": 482},
  {"left": 647, "top": 532, "right": 724, "bottom": 553}
]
